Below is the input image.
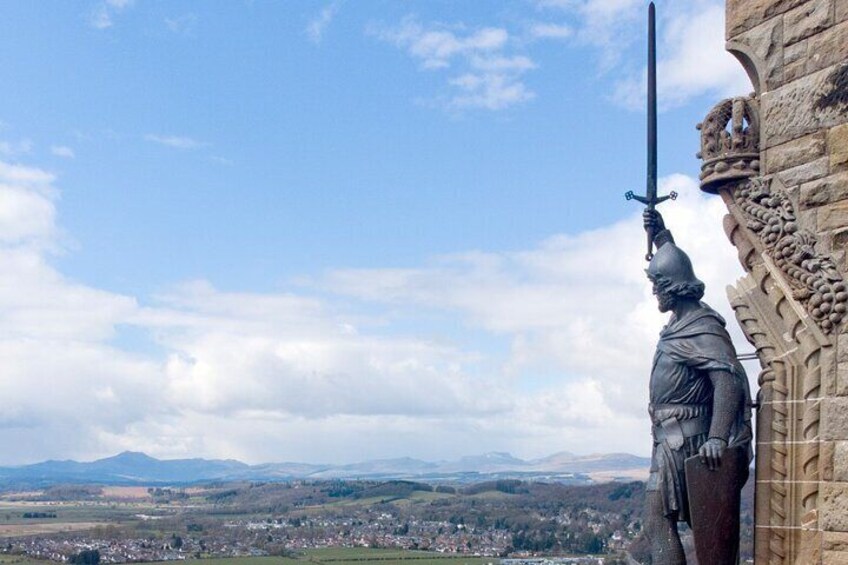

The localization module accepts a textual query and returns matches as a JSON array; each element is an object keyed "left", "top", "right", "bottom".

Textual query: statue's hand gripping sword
[{"left": 624, "top": 2, "right": 676, "bottom": 261}]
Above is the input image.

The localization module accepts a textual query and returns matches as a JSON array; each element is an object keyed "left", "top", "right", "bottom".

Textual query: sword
[{"left": 625, "top": 2, "right": 676, "bottom": 261}]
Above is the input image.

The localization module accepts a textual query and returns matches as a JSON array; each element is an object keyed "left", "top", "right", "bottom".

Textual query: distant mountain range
[{"left": 0, "top": 450, "right": 650, "bottom": 487}]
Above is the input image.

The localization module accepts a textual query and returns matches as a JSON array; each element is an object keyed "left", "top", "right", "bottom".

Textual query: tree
[{"left": 69, "top": 549, "right": 100, "bottom": 565}]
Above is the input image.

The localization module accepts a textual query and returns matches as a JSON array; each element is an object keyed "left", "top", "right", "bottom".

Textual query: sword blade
[
  {"left": 644, "top": 2, "right": 657, "bottom": 261},
  {"left": 647, "top": 1, "right": 657, "bottom": 207}
]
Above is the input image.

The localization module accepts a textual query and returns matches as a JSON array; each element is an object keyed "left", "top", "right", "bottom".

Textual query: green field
[
  {"left": 0, "top": 555, "right": 51, "bottom": 565},
  {"left": 151, "top": 550, "right": 494, "bottom": 565},
  {"left": 0, "top": 501, "right": 158, "bottom": 525}
]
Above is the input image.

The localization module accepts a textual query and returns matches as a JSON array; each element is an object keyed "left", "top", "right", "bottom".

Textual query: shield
[{"left": 685, "top": 444, "right": 747, "bottom": 565}]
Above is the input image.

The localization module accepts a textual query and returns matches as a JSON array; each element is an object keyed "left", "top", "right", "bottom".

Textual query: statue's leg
[{"left": 645, "top": 490, "right": 686, "bottom": 565}]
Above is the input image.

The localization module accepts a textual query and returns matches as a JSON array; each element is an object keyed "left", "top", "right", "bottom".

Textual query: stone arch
[{"left": 726, "top": 40, "right": 763, "bottom": 96}]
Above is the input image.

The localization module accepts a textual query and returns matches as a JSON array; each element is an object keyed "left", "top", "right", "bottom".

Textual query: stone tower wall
[{"left": 707, "top": 1, "right": 848, "bottom": 563}]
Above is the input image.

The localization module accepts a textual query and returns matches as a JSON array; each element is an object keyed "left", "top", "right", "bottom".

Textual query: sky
[{"left": 0, "top": 0, "right": 756, "bottom": 465}]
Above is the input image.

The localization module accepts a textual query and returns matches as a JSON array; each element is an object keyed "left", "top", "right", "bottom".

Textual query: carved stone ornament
[
  {"left": 697, "top": 96, "right": 760, "bottom": 194},
  {"left": 732, "top": 177, "right": 848, "bottom": 333}
]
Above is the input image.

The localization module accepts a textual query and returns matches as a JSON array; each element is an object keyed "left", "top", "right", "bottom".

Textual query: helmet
[{"left": 646, "top": 243, "right": 704, "bottom": 296}]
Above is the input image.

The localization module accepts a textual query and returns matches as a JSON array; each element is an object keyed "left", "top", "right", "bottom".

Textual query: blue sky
[{"left": 0, "top": 0, "right": 754, "bottom": 465}]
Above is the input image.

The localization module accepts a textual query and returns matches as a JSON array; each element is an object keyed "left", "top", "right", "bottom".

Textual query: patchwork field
[
  {"left": 0, "top": 555, "right": 48, "bottom": 565},
  {"left": 0, "top": 521, "right": 104, "bottom": 537},
  {"left": 157, "top": 550, "right": 494, "bottom": 564}
]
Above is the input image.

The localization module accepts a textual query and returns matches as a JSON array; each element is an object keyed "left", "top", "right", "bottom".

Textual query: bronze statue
[
  {"left": 642, "top": 209, "right": 752, "bottom": 565},
  {"left": 623, "top": 7, "right": 752, "bottom": 560}
]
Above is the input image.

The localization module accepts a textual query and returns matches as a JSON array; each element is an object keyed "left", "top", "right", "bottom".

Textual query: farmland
[{"left": 0, "top": 478, "right": 752, "bottom": 563}]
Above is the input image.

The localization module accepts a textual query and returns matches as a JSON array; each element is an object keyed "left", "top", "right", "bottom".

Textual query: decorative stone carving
[
  {"left": 732, "top": 177, "right": 847, "bottom": 333},
  {"left": 697, "top": 96, "right": 761, "bottom": 193},
  {"left": 725, "top": 235, "right": 831, "bottom": 564},
  {"left": 698, "top": 95, "right": 847, "bottom": 334}
]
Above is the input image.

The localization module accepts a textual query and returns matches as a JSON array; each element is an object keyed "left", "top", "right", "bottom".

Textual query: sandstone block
[
  {"left": 839, "top": 0, "right": 848, "bottom": 23},
  {"left": 778, "top": 156, "right": 830, "bottom": 186},
  {"left": 838, "top": 332, "right": 848, "bottom": 364},
  {"left": 824, "top": 441, "right": 836, "bottom": 480},
  {"left": 825, "top": 531, "right": 848, "bottom": 552},
  {"left": 800, "top": 206, "right": 819, "bottom": 231},
  {"left": 822, "top": 482, "right": 848, "bottom": 531},
  {"left": 784, "top": 39, "right": 809, "bottom": 83},
  {"left": 727, "top": 0, "right": 807, "bottom": 38},
  {"left": 797, "top": 528, "right": 823, "bottom": 563},
  {"left": 761, "top": 65, "right": 848, "bottom": 148},
  {"left": 784, "top": 0, "right": 834, "bottom": 44},
  {"left": 836, "top": 441, "right": 848, "bottom": 481},
  {"left": 800, "top": 172, "right": 848, "bottom": 209},
  {"left": 831, "top": 123, "right": 848, "bottom": 172},
  {"left": 820, "top": 202, "right": 848, "bottom": 230},
  {"left": 824, "top": 550, "right": 848, "bottom": 564},
  {"left": 765, "top": 132, "right": 826, "bottom": 174},
  {"left": 735, "top": 17, "right": 783, "bottom": 89},
  {"left": 824, "top": 398, "right": 848, "bottom": 439},
  {"left": 817, "top": 64, "right": 848, "bottom": 128},
  {"left": 839, "top": 359, "right": 848, "bottom": 396},
  {"left": 788, "top": 21, "right": 848, "bottom": 80}
]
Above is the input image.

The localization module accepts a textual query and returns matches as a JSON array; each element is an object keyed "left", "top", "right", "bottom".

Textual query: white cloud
[
  {"left": 144, "top": 134, "right": 207, "bottom": 150},
  {"left": 89, "top": 0, "right": 134, "bottom": 30},
  {"left": 0, "top": 139, "right": 33, "bottom": 157},
  {"left": 612, "top": 3, "right": 751, "bottom": 109},
  {"left": 0, "top": 161, "right": 55, "bottom": 186},
  {"left": 534, "top": 0, "right": 750, "bottom": 109},
  {"left": 209, "top": 155, "right": 234, "bottom": 166},
  {"left": 50, "top": 146, "right": 75, "bottom": 159},
  {"left": 306, "top": 2, "right": 340, "bottom": 44},
  {"left": 90, "top": 10, "right": 114, "bottom": 30},
  {"left": 165, "top": 14, "right": 197, "bottom": 36},
  {"left": 320, "top": 174, "right": 748, "bottom": 445},
  {"left": 448, "top": 73, "right": 535, "bottom": 110},
  {"left": 0, "top": 159, "right": 750, "bottom": 465},
  {"left": 533, "top": 0, "right": 641, "bottom": 67},
  {"left": 373, "top": 18, "right": 535, "bottom": 111},
  {"left": 528, "top": 23, "right": 572, "bottom": 40}
]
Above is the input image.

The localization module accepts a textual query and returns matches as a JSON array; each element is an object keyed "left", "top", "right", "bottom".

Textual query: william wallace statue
[
  {"left": 625, "top": 2, "right": 752, "bottom": 565},
  {"left": 625, "top": 7, "right": 753, "bottom": 562},
  {"left": 642, "top": 209, "right": 753, "bottom": 565}
]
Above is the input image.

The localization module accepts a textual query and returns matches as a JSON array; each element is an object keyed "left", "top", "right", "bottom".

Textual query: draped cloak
[{"left": 646, "top": 302, "right": 753, "bottom": 523}]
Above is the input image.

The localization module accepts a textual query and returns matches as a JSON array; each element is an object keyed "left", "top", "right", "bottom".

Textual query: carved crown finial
[{"left": 697, "top": 96, "right": 760, "bottom": 194}]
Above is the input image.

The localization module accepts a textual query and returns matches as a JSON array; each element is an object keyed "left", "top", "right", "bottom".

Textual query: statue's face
[{"left": 649, "top": 276, "right": 676, "bottom": 313}]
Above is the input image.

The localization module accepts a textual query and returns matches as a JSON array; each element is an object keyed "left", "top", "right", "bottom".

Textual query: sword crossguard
[{"left": 623, "top": 190, "right": 677, "bottom": 206}]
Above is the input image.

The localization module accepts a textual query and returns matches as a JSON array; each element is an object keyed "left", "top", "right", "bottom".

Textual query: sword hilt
[{"left": 624, "top": 190, "right": 678, "bottom": 260}]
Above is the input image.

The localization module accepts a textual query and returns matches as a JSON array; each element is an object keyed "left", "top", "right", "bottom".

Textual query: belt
[
  {"left": 650, "top": 403, "right": 709, "bottom": 422},
  {"left": 652, "top": 416, "right": 710, "bottom": 450}
]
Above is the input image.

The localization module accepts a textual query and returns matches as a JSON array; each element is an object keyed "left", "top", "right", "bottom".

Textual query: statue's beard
[{"left": 657, "top": 292, "right": 676, "bottom": 313}]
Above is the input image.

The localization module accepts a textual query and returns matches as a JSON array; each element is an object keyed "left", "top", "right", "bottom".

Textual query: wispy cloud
[
  {"left": 0, "top": 139, "right": 33, "bottom": 158},
  {"left": 372, "top": 17, "right": 535, "bottom": 111},
  {"left": 534, "top": 0, "right": 750, "bottom": 109},
  {"left": 611, "top": 3, "right": 751, "bottom": 110},
  {"left": 306, "top": 2, "right": 340, "bottom": 44},
  {"left": 528, "top": 22, "right": 572, "bottom": 40},
  {"left": 165, "top": 13, "right": 197, "bottom": 36},
  {"left": 50, "top": 146, "right": 75, "bottom": 159},
  {"left": 144, "top": 134, "right": 207, "bottom": 150},
  {"left": 89, "top": 0, "right": 134, "bottom": 30},
  {"left": 209, "top": 156, "right": 234, "bottom": 166}
]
